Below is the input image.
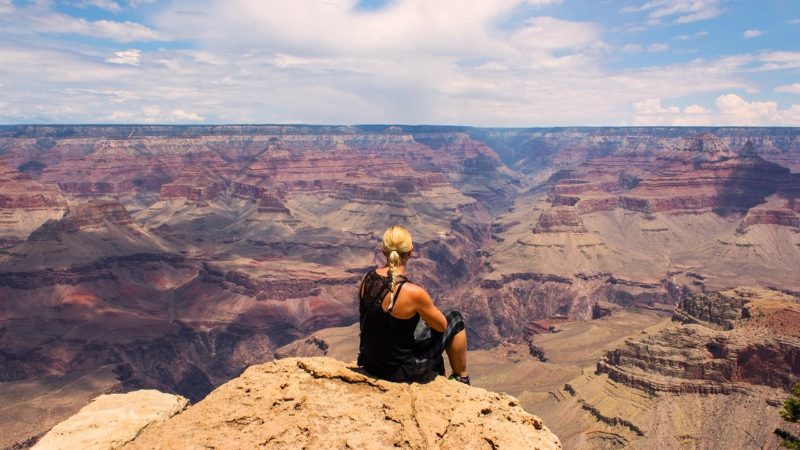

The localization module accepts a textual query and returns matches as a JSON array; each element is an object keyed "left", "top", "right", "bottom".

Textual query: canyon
[{"left": 1, "top": 125, "right": 799, "bottom": 448}]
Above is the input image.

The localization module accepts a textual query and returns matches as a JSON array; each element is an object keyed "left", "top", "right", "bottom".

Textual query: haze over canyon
[{"left": 1, "top": 125, "right": 799, "bottom": 448}]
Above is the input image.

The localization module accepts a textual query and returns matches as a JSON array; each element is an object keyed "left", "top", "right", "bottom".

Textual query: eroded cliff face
[
  {"left": 431, "top": 286, "right": 799, "bottom": 449},
  {"left": 34, "top": 357, "right": 562, "bottom": 450},
  {"left": 471, "top": 131, "right": 800, "bottom": 346},
  {"left": 597, "top": 288, "right": 800, "bottom": 394},
  {"left": 0, "top": 160, "right": 66, "bottom": 248},
  {"left": 1, "top": 126, "right": 800, "bottom": 446},
  {"left": 0, "top": 126, "right": 516, "bottom": 416}
]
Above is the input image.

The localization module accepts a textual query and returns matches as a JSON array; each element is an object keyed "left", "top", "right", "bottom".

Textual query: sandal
[{"left": 448, "top": 373, "right": 471, "bottom": 386}]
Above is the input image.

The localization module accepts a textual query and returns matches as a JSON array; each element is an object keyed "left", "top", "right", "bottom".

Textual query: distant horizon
[{"left": 1, "top": 123, "right": 800, "bottom": 130}]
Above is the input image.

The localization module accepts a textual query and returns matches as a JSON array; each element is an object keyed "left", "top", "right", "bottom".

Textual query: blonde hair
[{"left": 382, "top": 225, "right": 413, "bottom": 310}]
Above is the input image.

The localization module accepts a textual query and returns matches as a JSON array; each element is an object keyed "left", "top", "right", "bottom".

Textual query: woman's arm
[{"left": 410, "top": 285, "right": 447, "bottom": 332}]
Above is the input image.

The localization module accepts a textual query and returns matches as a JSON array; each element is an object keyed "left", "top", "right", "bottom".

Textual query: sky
[{"left": 0, "top": 0, "right": 799, "bottom": 126}]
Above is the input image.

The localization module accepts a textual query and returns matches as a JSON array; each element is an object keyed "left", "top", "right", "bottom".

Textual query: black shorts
[{"left": 399, "top": 310, "right": 466, "bottom": 380}]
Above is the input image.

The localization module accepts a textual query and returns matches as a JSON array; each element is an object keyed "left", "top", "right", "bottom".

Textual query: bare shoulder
[{"left": 402, "top": 282, "right": 432, "bottom": 304}]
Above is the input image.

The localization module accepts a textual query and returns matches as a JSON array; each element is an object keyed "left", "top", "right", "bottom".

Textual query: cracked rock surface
[{"left": 120, "top": 357, "right": 561, "bottom": 449}]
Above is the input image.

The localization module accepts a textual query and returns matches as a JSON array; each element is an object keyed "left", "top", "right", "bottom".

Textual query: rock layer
[
  {"left": 0, "top": 160, "right": 66, "bottom": 247},
  {"left": 597, "top": 288, "right": 800, "bottom": 394}
]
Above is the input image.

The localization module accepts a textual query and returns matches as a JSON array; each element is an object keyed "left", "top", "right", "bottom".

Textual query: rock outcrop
[
  {"left": 532, "top": 208, "right": 587, "bottom": 233},
  {"left": 597, "top": 288, "right": 800, "bottom": 394},
  {"left": 671, "top": 288, "right": 758, "bottom": 329},
  {"left": 28, "top": 199, "right": 133, "bottom": 241},
  {"left": 737, "top": 203, "right": 800, "bottom": 233},
  {"left": 159, "top": 167, "right": 227, "bottom": 203},
  {"left": 0, "top": 160, "right": 66, "bottom": 247},
  {"left": 33, "top": 390, "right": 188, "bottom": 450},
  {"left": 38, "top": 357, "right": 561, "bottom": 450}
]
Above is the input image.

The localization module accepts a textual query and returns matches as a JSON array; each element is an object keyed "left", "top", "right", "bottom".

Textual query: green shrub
[{"left": 775, "top": 384, "right": 800, "bottom": 449}]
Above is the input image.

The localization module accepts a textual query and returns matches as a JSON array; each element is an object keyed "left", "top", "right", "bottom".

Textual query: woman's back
[
  {"left": 358, "top": 225, "right": 469, "bottom": 384},
  {"left": 358, "top": 269, "right": 421, "bottom": 381}
]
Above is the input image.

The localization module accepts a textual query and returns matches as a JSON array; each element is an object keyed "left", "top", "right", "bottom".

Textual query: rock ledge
[{"left": 38, "top": 357, "right": 562, "bottom": 449}]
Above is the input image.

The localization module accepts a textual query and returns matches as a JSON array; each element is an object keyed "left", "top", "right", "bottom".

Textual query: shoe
[{"left": 448, "top": 373, "right": 471, "bottom": 386}]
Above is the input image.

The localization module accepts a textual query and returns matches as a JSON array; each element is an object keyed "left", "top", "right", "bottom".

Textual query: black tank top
[{"left": 358, "top": 269, "right": 420, "bottom": 381}]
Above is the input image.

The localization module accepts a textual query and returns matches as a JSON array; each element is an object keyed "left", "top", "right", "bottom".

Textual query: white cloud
[
  {"left": 127, "top": 0, "right": 156, "bottom": 6},
  {"left": 743, "top": 29, "right": 763, "bottom": 38},
  {"left": 63, "top": 88, "right": 137, "bottom": 103},
  {"left": 72, "top": 0, "right": 122, "bottom": 13},
  {"left": 69, "top": 0, "right": 155, "bottom": 12},
  {"left": 776, "top": 84, "right": 800, "bottom": 94},
  {"left": 0, "top": 101, "right": 23, "bottom": 118},
  {"left": 171, "top": 109, "right": 204, "bottom": 121},
  {"left": 633, "top": 94, "right": 800, "bottom": 126},
  {"left": 142, "top": 105, "right": 161, "bottom": 116},
  {"left": 106, "top": 49, "right": 141, "bottom": 65},
  {"left": 510, "top": 16, "right": 601, "bottom": 51},
  {"left": 674, "top": 8, "right": 721, "bottom": 24},
  {"left": 47, "top": 16, "right": 168, "bottom": 42},
  {"left": 621, "top": 44, "right": 643, "bottom": 53},
  {"left": 647, "top": 43, "right": 669, "bottom": 52},
  {"left": 0, "top": 45, "right": 123, "bottom": 83},
  {"left": 673, "top": 30, "right": 708, "bottom": 40},
  {"left": 108, "top": 110, "right": 134, "bottom": 120},
  {"left": 646, "top": 17, "right": 661, "bottom": 26},
  {"left": 155, "top": 1, "right": 601, "bottom": 62},
  {"left": 634, "top": 98, "right": 680, "bottom": 114},
  {"left": 158, "top": 1, "right": 501, "bottom": 55},
  {"left": 0, "top": 0, "right": 797, "bottom": 127},
  {"left": 474, "top": 61, "right": 509, "bottom": 71},
  {"left": 188, "top": 50, "right": 225, "bottom": 66},
  {"left": 624, "top": 0, "right": 723, "bottom": 24},
  {"left": 715, "top": 94, "right": 800, "bottom": 124},
  {"left": 684, "top": 104, "right": 710, "bottom": 114},
  {"left": 2, "top": 2, "right": 169, "bottom": 42},
  {"left": 525, "top": 0, "right": 561, "bottom": 5},
  {"left": 753, "top": 52, "right": 800, "bottom": 71}
]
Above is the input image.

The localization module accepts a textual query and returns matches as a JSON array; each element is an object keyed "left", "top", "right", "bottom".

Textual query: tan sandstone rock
[
  {"left": 33, "top": 390, "right": 188, "bottom": 450},
  {"left": 118, "top": 357, "right": 560, "bottom": 449}
]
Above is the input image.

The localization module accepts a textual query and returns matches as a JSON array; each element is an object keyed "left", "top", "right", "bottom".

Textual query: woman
[{"left": 357, "top": 225, "right": 470, "bottom": 385}]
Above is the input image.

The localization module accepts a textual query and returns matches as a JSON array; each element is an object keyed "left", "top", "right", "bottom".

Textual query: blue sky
[{"left": 0, "top": 0, "right": 799, "bottom": 126}]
